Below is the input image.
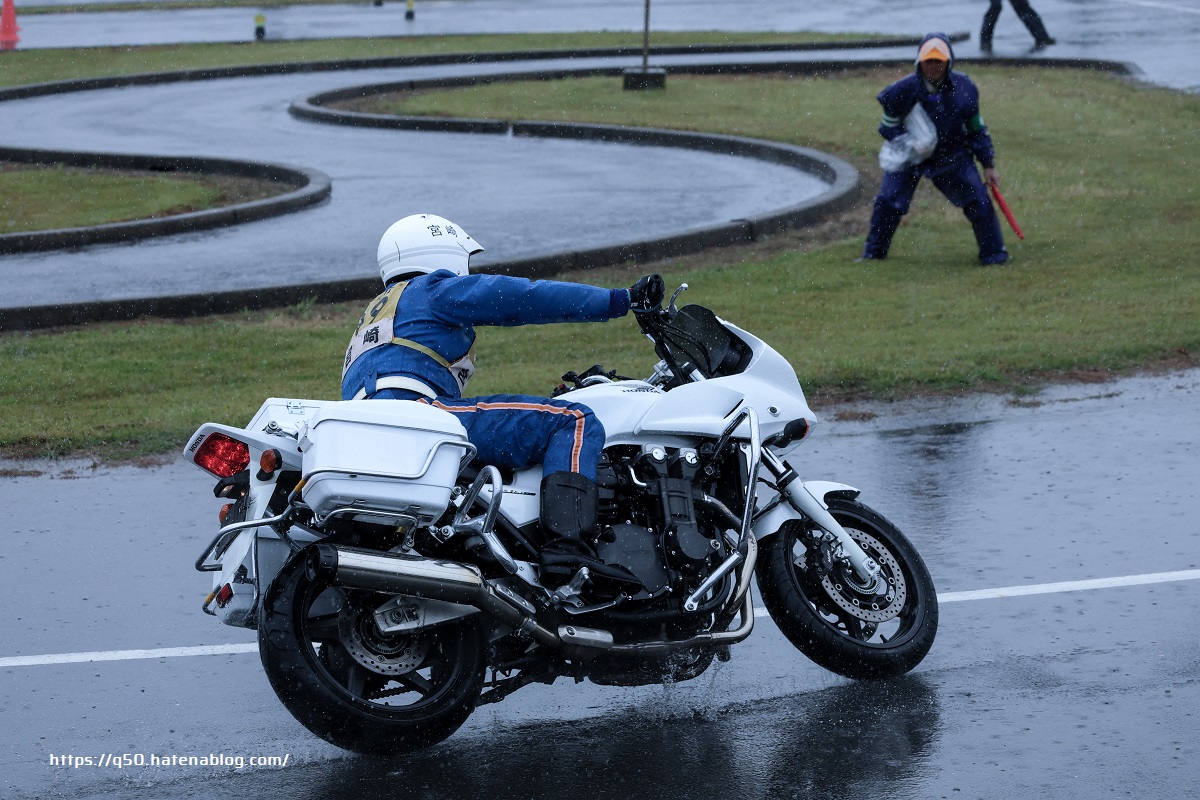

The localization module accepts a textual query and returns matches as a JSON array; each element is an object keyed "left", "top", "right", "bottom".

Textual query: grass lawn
[
  {"left": 18, "top": 0, "right": 385, "bottom": 13},
  {"left": 0, "top": 31, "right": 866, "bottom": 88},
  {"left": 348, "top": 66, "right": 1199, "bottom": 383},
  {"left": 0, "top": 163, "right": 278, "bottom": 233},
  {"left": 0, "top": 38, "right": 1196, "bottom": 460},
  {"left": 0, "top": 31, "right": 864, "bottom": 232}
]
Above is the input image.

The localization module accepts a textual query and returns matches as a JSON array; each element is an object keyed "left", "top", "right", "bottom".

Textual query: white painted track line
[
  {"left": 3, "top": 569, "right": 1198, "bottom": 669},
  {"left": 0, "top": 643, "right": 259, "bottom": 668},
  {"left": 935, "top": 569, "right": 1200, "bottom": 603}
]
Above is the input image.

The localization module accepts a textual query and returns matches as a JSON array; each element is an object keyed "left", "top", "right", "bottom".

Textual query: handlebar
[
  {"left": 634, "top": 282, "right": 688, "bottom": 337},
  {"left": 561, "top": 284, "right": 739, "bottom": 393}
]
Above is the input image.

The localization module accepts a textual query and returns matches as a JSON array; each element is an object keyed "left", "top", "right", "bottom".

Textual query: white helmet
[{"left": 376, "top": 213, "right": 484, "bottom": 285}]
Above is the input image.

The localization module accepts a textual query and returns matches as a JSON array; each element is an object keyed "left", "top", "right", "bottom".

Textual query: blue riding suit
[
  {"left": 862, "top": 33, "right": 1007, "bottom": 265},
  {"left": 341, "top": 270, "right": 632, "bottom": 480}
]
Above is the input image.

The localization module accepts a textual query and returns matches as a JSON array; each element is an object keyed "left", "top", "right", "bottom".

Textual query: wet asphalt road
[
  {"left": 3, "top": 2, "right": 1199, "bottom": 797},
  {"left": 3, "top": 366, "right": 1199, "bottom": 799},
  {"left": 2, "top": 0, "right": 1197, "bottom": 312},
  {"left": 9, "top": 0, "right": 1200, "bottom": 94},
  {"left": 0, "top": 56, "right": 830, "bottom": 310}
]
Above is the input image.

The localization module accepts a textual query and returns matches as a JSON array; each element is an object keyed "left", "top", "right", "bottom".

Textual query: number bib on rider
[{"left": 342, "top": 283, "right": 476, "bottom": 392}]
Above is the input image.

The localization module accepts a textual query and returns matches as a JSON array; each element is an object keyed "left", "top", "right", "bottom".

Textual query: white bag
[{"left": 878, "top": 103, "right": 937, "bottom": 172}]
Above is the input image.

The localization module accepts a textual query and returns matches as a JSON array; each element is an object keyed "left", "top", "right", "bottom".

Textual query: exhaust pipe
[
  {"left": 308, "top": 544, "right": 484, "bottom": 601},
  {"left": 608, "top": 538, "right": 758, "bottom": 657},
  {"left": 307, "top": 544, "right": 560, "bottom": 647},
  {"left": 307, "top": 543, "right": 757, "bottom": 656}
]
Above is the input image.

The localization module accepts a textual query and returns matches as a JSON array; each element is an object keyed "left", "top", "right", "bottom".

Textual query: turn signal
[
  {"left": 257, "top": 448, "right": 282, "bottom": 481},
  {"left": 218, "top": 503, "right": 233, "bottom": 524},
  {"left": 193, "top": 433, "right": 250, "bottom": 478}
]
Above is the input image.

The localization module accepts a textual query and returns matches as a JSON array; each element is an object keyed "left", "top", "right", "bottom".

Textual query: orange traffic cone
[{"left": 0, "top": 0, "right": 20, "bottom": 50}]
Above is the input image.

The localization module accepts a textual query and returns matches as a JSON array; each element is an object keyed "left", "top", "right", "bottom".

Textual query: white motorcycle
[{"left": 186, "top": 285, "right": 937, "bottom": 754}]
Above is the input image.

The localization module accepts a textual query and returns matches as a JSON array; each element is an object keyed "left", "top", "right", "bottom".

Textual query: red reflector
[
  {"left": 193, "top": 433, "right": 250, "bottom": 478},
  {"left": 215, "top": 584, "right": 234, "bottom": 608},
  {"left": 218, "top": 503, "right": 233, "bottom": 524}
]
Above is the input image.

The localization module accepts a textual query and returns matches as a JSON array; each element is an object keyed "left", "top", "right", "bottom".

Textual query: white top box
[{"left": 298, "top": 400, "right": 474, "bottom": 526}]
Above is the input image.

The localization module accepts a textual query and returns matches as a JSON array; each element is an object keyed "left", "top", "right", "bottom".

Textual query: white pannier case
[{"left": 298, "top": 400, "right": 474, "bottom": 526}]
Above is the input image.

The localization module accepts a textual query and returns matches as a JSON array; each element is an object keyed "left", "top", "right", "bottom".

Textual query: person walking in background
[{"left": 981, "top": 0, "right": 1056, "bottom": 52}]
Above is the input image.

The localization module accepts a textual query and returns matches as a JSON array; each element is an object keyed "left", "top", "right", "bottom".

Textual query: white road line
[
  {"left": 0, "top": 643, "right": 258, "bottom": 669},
  {"left": 3, "top": 570, "right": 1199, "bottom": 669},
  {"left": 750, "top": 568, "right": 1200, "bottom": 617},
  {"left": 935, "top": 569, "right": 1200, "bottom": 603}
]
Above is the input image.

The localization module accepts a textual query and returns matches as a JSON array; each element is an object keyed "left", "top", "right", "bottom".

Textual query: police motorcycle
[{"left": 185, "top": 284, "right": 938, "bottom": 755}]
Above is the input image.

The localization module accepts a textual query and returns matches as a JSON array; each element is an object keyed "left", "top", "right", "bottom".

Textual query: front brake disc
[{"left": 819, "top": 528, "right": 907, "bottom": 623}]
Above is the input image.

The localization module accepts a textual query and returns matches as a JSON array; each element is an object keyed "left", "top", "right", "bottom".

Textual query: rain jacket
[
  {"left": 876, "top": 32, "right": 996, "bottom": 177},
  {"left": 342, "top": 271, "right": 631, "bottom": 401}
]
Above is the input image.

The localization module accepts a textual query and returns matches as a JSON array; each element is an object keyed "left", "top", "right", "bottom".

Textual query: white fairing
[
  {"left": 567, "top": 319, "right": 817, "bottom": 444},
  {"left": 491, "top": 317, "right": 821, "bottom": 530},
  {"left": 485, "top": 466, "right": 543, "bottom": 529},
  {"left": 557, "top": 380, "right": 664, "bottom": 442}
]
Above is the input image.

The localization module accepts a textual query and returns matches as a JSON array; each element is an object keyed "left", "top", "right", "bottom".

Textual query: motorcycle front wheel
[
  {"left": 258, "top": 548, "right": 485, "bottom": 755},
  {"left": 757, "top": 498, "right": 938, "bottom": 680}
]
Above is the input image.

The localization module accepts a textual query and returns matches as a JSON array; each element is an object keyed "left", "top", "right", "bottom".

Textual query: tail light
[{"left": 192, "top": 433, "right": 250, "bottom": 478}]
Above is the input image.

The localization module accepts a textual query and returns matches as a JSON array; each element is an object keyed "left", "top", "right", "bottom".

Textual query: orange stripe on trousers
[{"left": 429, "top": 399, "right": 588, "bottom": 473}]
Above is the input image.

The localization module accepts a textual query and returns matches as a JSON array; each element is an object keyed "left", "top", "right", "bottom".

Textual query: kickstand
[{"left": 478, "top": 666, "right": 558, "bottom": 706}]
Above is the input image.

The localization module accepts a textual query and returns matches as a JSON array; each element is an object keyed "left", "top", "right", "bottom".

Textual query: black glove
[{"left": 629, "top": 274, "right": 665, "bottom": 312}]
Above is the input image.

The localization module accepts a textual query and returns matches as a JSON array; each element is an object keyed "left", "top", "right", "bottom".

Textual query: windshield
[{"left": 657, "top": 305, "right": 753, "bottom": 381}]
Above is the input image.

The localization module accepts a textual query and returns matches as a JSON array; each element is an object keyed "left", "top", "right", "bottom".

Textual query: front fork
[{"left": 759, "top": 449, "right": 884, "bottom": 588}]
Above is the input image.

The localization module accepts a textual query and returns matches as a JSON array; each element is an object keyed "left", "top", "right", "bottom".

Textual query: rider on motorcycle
[{"left": 341, "top": 213, "right": 665, "bottom": 593}]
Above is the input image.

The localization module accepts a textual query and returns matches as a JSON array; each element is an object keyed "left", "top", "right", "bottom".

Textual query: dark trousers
[
  {"left": 981, "top": 0, "right": 1053, "bottom": 48},
  {"left": 863, "top": 161, "right": 1007, "bottom": 264},
  {"left": 371, "top": 391, "right": 607, "bottom": 480}
]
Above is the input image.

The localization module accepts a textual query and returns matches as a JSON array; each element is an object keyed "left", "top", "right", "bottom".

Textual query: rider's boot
[{"left": 538, "top": 472, "right": 640, "bottom": 598}]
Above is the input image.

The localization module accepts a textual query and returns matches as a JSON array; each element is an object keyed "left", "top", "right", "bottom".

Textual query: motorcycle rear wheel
[
  {"left": 259, "top": 548, "right": 486, "bottom": 755},
  {"left": 757, "top": 498, "right": 938, "bottom": 680}
]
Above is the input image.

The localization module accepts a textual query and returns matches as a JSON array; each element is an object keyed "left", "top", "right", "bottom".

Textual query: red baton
[{"left": 989, "top": 183, "right": 1025, "bottom": 240}]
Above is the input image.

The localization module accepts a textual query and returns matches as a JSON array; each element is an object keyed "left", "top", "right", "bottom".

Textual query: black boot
[{"left": 538, "top": 472, "right": 640, "bottom": 597}]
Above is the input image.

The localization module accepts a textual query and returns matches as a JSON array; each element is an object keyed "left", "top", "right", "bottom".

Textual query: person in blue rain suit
[
  {"left": 859, "top": 33, "right": 1009, "bottom": 266},
  {"left": 342, "top": 213, "right": 664, "bottom": 594}
]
